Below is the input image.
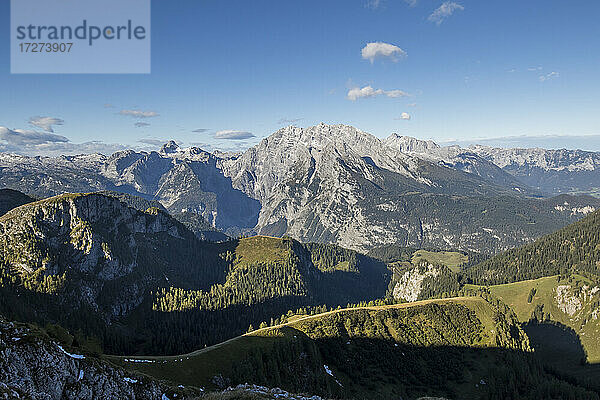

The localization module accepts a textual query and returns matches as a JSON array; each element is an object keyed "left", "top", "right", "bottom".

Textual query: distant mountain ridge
[
  {"left": 388, "top": 134, "right": 600, "bottom": 195},
  {"left": 1, "top": 124, "right": 599, "bottom": 252}
]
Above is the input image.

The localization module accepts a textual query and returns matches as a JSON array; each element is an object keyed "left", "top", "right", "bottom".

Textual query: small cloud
[
  {"left": 190, "top": 141, "right": 252, "bottom": 153},
  {"left": 119, "top": 109, "right": 159, "bottom": 118},
  {"left": 134, "top": 122, "right": 150, "bottom": 128},
  {"left": 188, "top": 142, "right": 209, "bottom": 147},
  {"left": 365, "top": 0, "right": 383, "bottom": 9},
  {"left": 539, "top": 71, "right": 559, "bottom": 82},
  {"left": 192, "top": 128, "right": 210, "bottom": 133},
  {"left": 361, "top": 42, "right": 407, "bottom": 63},
  {"left": 347, "top": 85, "right": 409, "bottom": 101},
  {"left": 104, "top": 103, "right": 114, "bottom": 108},
  {"left": 366, "top": 0, "right": 416, "bottom": 9},
  {"left": 507, "top": 68, "right": 516, "bottom": 73},
  {"left": 214, "top": 130, "right": 256, "bottom": 140},
  {"left": 528, "top": 66, "right": 543, "bottom": 71},
  {"left": 407, "top": 103, "right": 417, "bottom": 107},
  {"left": 138, "top": 138, "right": 165, "bottom": 146},
  {"left": 385, "top": 90, "right": 409, "bottom": 98},
  {"left": 28, "top": 116, "right": 64, "bottom": 133},
  {"left": 428, "top": 2, "right": 464, "bottom": 25},
  {"left": 395, "top": 112, "right": 411, "bottom": 120},
  {"left": 277, "top": 118, "right": 304, "bottom": 125}
]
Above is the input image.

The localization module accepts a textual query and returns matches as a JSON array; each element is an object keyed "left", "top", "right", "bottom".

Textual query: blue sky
[{"left": 1, "top": 0, "right": 600, "bottom": 155}]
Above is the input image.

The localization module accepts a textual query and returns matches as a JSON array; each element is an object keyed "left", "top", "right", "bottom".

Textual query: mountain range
[
  {"left": 2, "top": 162, "right": 600, "bottom": 397},
  {"left": 1, "top": 123, "right": 599, "bottom": 254},
  {"left": 387, "top": 134, "right": 600, "bottom": 195}
]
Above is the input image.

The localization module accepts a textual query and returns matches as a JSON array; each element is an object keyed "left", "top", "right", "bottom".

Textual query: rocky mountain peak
[
  {"left": 159, "top": 140, "right": 180, "bottom": 154},
  {"left": 384, "top": 134, "right": 441, "bottom": 153},
  {"left": 267, "top": 123, "right": 379, "bottom": 151}
]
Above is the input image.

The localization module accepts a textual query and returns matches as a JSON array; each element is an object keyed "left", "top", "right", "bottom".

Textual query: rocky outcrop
[
  {"left": 555, "top": 285, "right": 583, "bottom": 316},
  {"left": 0, "top": 315, "right": 331, "bottom": 400},
  {"left": 554, "top": 284, "right": 600, "bottom": 317},
  {"left": 0, "top": 316, "right": 179, "bottom": 400},
  {"left": 0, "top": 193, "right": 187, "bottom": 279},
  {"left": 392, "top": 264, "right": 441, "bottom": 302}
]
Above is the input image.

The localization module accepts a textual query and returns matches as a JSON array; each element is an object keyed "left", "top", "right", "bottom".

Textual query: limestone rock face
[
  {"left": 0, "top": 316, "right": 173, "bottom": 400},
  {"left": 0, "top": 193, "right": 195, "bottom": 322},
  {"left": 392, "top": 264, "right": 441, "bottom": 302}
]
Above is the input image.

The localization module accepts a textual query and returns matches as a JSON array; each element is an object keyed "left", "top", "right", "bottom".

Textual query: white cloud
[
  {"left": 367, "top": 0, "right": 417, "bottom": 9},
  {"left": 385, "top": 90, "right": 409, "bottom": 98},
  {"left": 134, "top": 122, "right": 151, "bottom": 128},
  {"left": 347, "top": 86, "right": 409, "bottom": 101},
  {"left": 539, "top": 71, "right": 559, "bottom": 82},
  {"left": 138, "top": 138, "right": 166, "bottom": 146},
  {"left": 365, "top": 0, "right": 383, "bottom": 9},
  {"left": 189, "top": 141, "right": 252, "bottom": 153},
  {"left": 428, "top": 2, "right": 464, "bottom": 25},
  {"left": 395, "top": 112, "right": 411, "bottom": 120},
  {"left": 214, "top": 130, "right": 256, "bottom": 140},
  {"left": 277, "top": 118, "right": 304, "bottom": 125},
  {"left": 192, "top": 128, "right": 209, "bottom": 133},
  {"left": 361, "top": 42, "right": 407, "bottom": 63},
  {"left": 119, "top": 110, "right": 159, "bottom": 118},
  {"left": 28, "top": 116, "right": 64, "bottom": 133}
]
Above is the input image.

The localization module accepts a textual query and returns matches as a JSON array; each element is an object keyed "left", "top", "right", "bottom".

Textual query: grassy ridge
[
  {"left": 113, "top": 297, "right": 587, "bottom": 400},
  {"left": 476, "top": 275, "right": 600, "bottom": 363},
  {"left": 112, "top": 297, "right": 496, "bottom": 373},
  {"left": 234, "top": 236, "right": 290, "bottom": 265},
  {"left": 467, "top": 275, "right": 600, "bottom": 390},
  {"left": 110, "top": 295, "right": 599, "bottom": 399},
  {"left": 411, "top": 250, "right": 468, "bottom": 273}
]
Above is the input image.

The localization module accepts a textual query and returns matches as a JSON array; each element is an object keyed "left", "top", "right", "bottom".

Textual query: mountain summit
[{"left": 159, "top": 140, "right": 180, "bottom": 154}]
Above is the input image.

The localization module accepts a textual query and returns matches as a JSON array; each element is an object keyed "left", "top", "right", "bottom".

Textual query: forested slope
[{"left": 467, "top": 209, "right": 600, "bottom": 285}]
